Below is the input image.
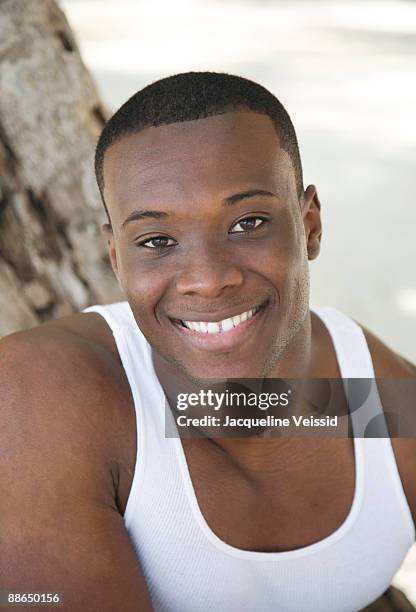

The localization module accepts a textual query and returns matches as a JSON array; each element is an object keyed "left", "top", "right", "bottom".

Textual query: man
[{"left": 1, "top": 72, "right": 415, "bottom": 611}]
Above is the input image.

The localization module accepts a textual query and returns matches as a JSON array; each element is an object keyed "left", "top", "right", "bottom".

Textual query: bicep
[
  {"left": 0, "top": 333, "right": 152, "bottom": 611},
  {"left": 1, "top": 495, "right": 152, "bottom": 611}
]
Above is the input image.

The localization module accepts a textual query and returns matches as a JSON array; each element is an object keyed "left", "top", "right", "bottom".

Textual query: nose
[{"left": 175, "top": 243, "right": 244, "bottom": 298}]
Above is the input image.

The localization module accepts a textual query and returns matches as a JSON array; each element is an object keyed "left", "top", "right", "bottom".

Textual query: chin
[{"left": 178, "top": 356, "right": 269, "bottom": 383}]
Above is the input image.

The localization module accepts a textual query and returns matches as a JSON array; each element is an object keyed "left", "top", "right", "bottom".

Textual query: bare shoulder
[
  {"left": 0, "top": 317, "right": 121, "bottom": 507},
  {"left": 360, "top": 324, "right": 416, "bottom": 423},
  {"left": 1, "top": 308, "right": 117, "bottom": 360},
  {"left": 0, "top": 317, "right": 150, "bottom": 609},
  {"left": 0, "top": 311, "right": 130, "bottom": 427},
  {"left": 0, "top": 311, "right": 136, "bottom": 512},
  {"left": 360, "top": 324, "right": 416, "bottom": 378},
  {"left": 33, "top": 309, "right": 121, "bottom": 364},
  {"left": 360, "top": 324, "right": 416, "bottom": 523},
  {"left": 0, "top": 310, "right": 128, "bottom": 414}
]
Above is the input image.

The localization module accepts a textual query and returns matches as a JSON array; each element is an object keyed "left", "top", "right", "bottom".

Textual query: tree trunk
[{"left": 0, "top": 0, "right": 122, "bottom": 337}]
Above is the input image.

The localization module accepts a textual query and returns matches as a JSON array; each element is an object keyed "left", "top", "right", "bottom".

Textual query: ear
[
  {"left": 302, "top": 185, "right": 322, "bottom": 260},
  {"left": 102, "top": 223, "right": 120, "bottom": 281}
]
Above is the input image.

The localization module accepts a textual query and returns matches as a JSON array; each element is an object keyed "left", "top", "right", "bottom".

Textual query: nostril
[{"left": 175, "top": 265, "right": 244, "bottom": 298}]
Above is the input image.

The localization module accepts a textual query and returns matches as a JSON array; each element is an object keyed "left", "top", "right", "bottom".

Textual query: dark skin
[
  {"left": 102, "top": 112, "right": 318, "bottom": 382},
  {"left": 1, "top": 110, "right": 415, "bottom": 609}
]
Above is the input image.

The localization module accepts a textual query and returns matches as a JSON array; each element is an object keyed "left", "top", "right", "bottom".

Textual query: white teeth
[
  {"left": 181, "top": 305, "right": 261, "bottom": 334},
  {"left": 207, "top": 322, "right": 220, "bottom": 334},
  {"left": 221, "top": 318, "right": 234, "bottom": 332}
]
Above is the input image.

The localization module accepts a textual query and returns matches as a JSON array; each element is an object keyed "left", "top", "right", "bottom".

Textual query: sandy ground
[{"left": 60, "top": 0, "right": 416, "bottom": 603}]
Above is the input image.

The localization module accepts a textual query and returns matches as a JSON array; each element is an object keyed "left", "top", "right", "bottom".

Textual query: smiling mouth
[{"left": 172, "top": 301, "right": 267, "bottom": 335}]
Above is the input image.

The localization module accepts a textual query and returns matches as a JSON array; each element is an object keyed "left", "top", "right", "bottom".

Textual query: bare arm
[
  {"left": 363, "top": 326, "right": 416, "bottom": 525},
  {"left": 0, "top": 329, "right": 152, "bottom": 611}
]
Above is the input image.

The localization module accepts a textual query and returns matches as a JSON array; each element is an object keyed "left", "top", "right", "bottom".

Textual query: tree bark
[{"left": 0, "top": 0, "right": 122, "bottom": 337}]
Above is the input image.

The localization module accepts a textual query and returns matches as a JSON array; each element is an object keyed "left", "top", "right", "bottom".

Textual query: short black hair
[{"left": 95, "top": 71, "right": 304, "bottom": 222}]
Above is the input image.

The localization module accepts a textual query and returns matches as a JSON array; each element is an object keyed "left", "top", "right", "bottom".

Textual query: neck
[{"left": 266, "top": 308, "right": 313, "bottom": 378}]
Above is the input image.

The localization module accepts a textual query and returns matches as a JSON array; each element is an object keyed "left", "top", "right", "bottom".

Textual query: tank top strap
[
  {"left": 83, "top": 301, "right": 167, "bottom": 526},
  {"left": 310, "top": 306, "right": 389, "bottom": 438},
  {"left": 83, "top": 300, "right": 156, "bottom": 376},
  {"left": 310, "top": 306, "right": 374, "bottom": 378}
]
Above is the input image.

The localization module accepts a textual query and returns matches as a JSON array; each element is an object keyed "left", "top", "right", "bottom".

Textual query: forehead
[{"left": 103, "top": 111, "right": 294, "bottom": 220}]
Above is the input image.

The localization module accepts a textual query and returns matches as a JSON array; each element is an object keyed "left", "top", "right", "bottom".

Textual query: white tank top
[{"left": 83, "top": 301, "right": 415, "bottom": 612}]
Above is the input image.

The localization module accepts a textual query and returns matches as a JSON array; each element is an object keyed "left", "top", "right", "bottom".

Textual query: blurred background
[{"left": 0, "top": 0, "right": 415, "bottom": 603}]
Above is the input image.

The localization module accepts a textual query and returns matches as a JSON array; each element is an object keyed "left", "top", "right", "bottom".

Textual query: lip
[
  {"left": 169, "top": 300, "right": 269, "bottom": 353},
  {"left": 171, "top": 303, "right": 262, "bottom": 324}
]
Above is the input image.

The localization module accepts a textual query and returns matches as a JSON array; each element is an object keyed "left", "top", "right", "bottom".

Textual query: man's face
[{"left": 102, "top": 111, "right": 321, "bottom": 379}]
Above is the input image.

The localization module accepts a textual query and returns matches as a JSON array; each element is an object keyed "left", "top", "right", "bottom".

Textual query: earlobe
[{"left": 302, "top": 185, "right": 322, "bottom": 261}]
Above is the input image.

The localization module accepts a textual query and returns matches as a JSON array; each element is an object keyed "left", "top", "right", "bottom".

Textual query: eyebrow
[
  {"left": 121, "top": 209, "right": 168, "bottom": 229},
  {"left": 223, "top": 189, "right": 278, "bottom": 206},
  {"left": 121, "top": 189, "right": 278, "bottom": 230}
]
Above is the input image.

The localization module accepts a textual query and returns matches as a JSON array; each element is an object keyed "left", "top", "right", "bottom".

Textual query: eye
[
  {"left": 137, "top": 236, "right": 176, "bottom": 249},
  {"left": 229, "top": 216, "right": 266, "bottom": 234}
]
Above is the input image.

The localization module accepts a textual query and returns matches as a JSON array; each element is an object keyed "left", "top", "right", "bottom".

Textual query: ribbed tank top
[{"left": 83, "top": 302, "right": 415, "bottom": 612}]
